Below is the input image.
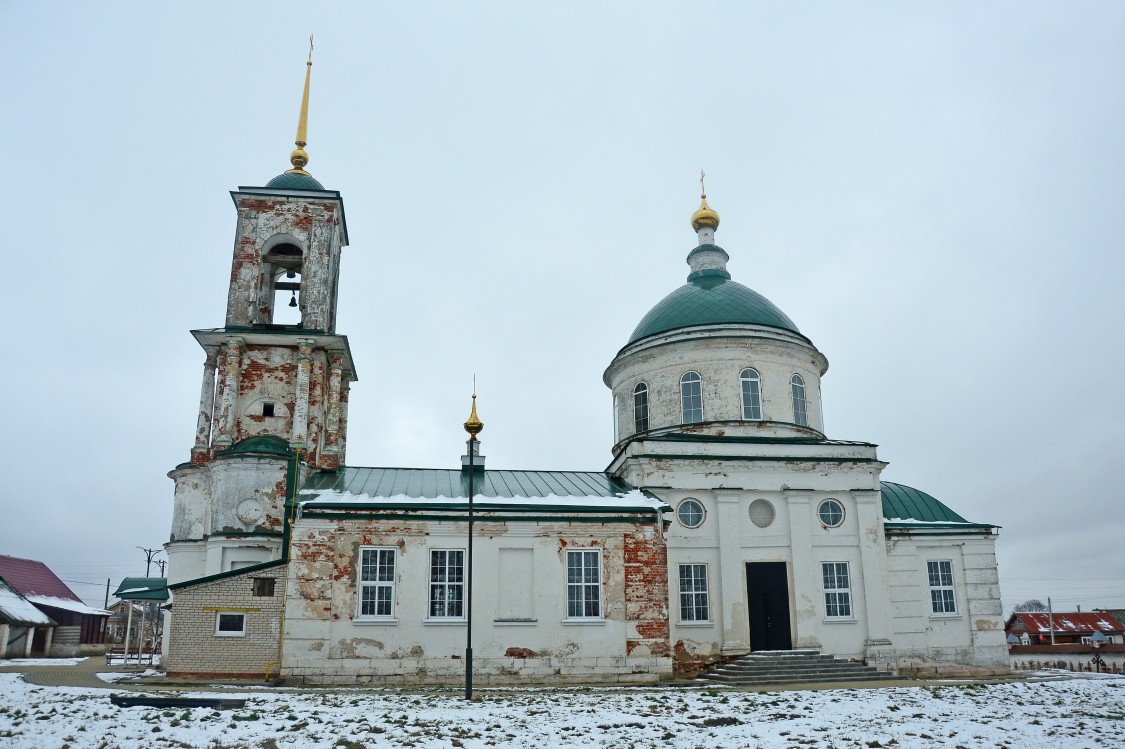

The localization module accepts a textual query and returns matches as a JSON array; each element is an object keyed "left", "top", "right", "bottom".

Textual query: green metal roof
[
  {"left": 628, "top": 251, "right": 800, "bottom": 344},
  {"left": 217, "top": 434, "right": 292, "bottom": 457},
  {"left": 113, "top": 577, "right": 169, "bottom": 602},
  {"left": 880, "top": 481, "right": 995, "bottom": 531},
  {"left": 302, "top": 467, "right": 636, "bottom": 500},
  {"left": 264, "top": 172, "right": 326, "bottom": 190}
]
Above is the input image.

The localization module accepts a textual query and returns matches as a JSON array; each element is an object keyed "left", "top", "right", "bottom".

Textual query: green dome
[
  {"left": 628, "top": 260, "right": 800, "bottom": 344},
  {"left": 265, "top": 172, "right": 325, "bottom": 190}
]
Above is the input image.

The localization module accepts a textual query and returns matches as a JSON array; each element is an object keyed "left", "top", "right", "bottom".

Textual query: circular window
[
  {"left": 817, "top": 499, "right": 845, "bottom": 527},
  {"left": 748, "top": 499, "right": 775, "bottom": 528},
  {"left": 677, "top": 499, "right": 705, "bottom": 528}
]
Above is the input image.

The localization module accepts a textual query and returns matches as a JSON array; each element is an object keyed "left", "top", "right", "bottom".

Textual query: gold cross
[{"left": 699, "top": 169, "right": 707, "bottom": 198}]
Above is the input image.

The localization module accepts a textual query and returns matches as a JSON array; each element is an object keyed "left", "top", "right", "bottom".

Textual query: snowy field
[{"left": 1, "top": 673, "right": 1123, "bottom": 748}]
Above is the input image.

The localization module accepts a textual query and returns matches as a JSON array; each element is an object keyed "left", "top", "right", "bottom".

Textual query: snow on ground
[
  {"left": 1, "top": 674, "right": 1123, "bottom": 748},
  {"left": 96, "top": 669, "right": 162, "bottom": 683},
  {"left": 0, "top": 657, "right": 88, "bottom": 667}
]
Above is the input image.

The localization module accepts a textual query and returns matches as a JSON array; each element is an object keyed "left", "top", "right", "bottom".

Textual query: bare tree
[{"left": 1013, "top": 599, "right": 1049, "bottom": 612}]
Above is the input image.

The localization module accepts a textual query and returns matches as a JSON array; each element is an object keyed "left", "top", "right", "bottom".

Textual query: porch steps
[{"left": 697, "top": 649, "right": 896, "bottom": 687}]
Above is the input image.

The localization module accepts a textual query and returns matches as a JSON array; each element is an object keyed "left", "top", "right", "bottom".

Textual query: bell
[
  {"left": 286, "top": 269, "right": 296, "bottom": 279},
  {"left": 289, "top": 291, "right": 298, "bottom": 308}
]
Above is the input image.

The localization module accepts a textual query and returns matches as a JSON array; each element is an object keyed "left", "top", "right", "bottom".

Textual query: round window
[
  {"left": 817, "top": 499, "right": 844, "bottom": 527},
  {"left": 677, "top": 499, "right": 705, "bottom": 528},
  {"left": 748, "top": 499, "right": 775, "bottom": 528}
]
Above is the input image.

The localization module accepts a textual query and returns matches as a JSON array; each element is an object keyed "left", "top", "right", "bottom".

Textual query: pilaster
[
  {"left": 854, "top": 490, "right": 894, "bottom": 656},
  {"left": 214, "top": 338, "right": 244, "bottom": 447},
  {"left": 291, "top": 338, "right": 315, "bottom": 448},
  {"left": 715, "top": 488, "right": 749, "bottom": 655},
  {"left": 786, "top": 493, "right": 822, "bottom": 649},
  {"left": 322, "top": 359, "right": 343, "bottom": 467},
  {"left": 192, "top": 350, "right": 219, "bottom": 458}
]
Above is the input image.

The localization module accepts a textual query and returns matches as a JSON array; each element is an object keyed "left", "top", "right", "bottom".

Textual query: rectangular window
[
  {"left": 252, "top": 578, "right": 275, "bottom": 597},
  {"left": 429, "top": 549, "right": 465, "bottom": 619},
  {"left": 566, "top": 549, "right": 602, "bottom": 619},
  {"left": 359, "top": 547, "right": 397, "bottom": 619},
  {"left": 262, "top": 402, "right": 275, "bottom": 417},
  {"left": 214, "top": 612, "right": 246, "bottom": 637},
  {"left": 927, "top": 560, "right": 957, "bottom": 615},
  {"left": 678, "top": 563, "right": 710, "bottom": 622},
  {"left": 822, "top": 562, "right": 852, "bottom": 618}
]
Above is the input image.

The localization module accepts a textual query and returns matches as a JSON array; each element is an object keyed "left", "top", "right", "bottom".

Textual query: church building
[{"left": 163, "top": 55, "right": 1008, "bottom": 684}]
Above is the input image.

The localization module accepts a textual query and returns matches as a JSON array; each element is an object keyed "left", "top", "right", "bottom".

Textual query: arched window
[
  {"left": 632, "top": 383, "right": 649, "bottom": 433},
  {"left": 791, "top": 374, "right": 808, "bottom": 426},
  {"left": 740, "top": 368, "right": 762, "bottom": 420},
  {"left": 680, "top": 371, "right": 703, "bottom": 424}
]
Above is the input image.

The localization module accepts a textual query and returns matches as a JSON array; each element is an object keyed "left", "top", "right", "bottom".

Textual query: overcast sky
[{"left": 2, "top": 2, "right": 1122, "bottom": 613}]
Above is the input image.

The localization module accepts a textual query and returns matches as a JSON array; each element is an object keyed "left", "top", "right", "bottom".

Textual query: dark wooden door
[{"left": 746, "top": 562, "right": 793, "bottom": 651}]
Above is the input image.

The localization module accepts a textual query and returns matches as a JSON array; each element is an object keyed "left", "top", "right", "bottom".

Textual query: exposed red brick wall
[{"left": 623, "top": 528, "right": 669, "bottom": 657}]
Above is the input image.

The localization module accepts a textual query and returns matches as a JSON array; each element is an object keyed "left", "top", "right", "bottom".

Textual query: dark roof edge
[{"left": 168, "top": 560, "right": 287, "bottom": 591}]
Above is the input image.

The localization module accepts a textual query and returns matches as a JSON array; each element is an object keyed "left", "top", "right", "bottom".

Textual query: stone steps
[{"left": 697, "top": 649, "right": 897, "bottom": 687}]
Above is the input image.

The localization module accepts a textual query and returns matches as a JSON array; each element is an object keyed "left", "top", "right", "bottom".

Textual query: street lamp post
[{"left": 463, "top": 390, "right": 483, "bottom": 701}]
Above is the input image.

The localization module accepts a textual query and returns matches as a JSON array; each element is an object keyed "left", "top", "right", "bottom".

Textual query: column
[
  {"left": 43, "top": 627, "right": 54, "bottom": 657},
  {"left": 0, "top": 624, "right": 9, "bottom": 658},
  {"left": 24, "top": 628, "right": 34, "bottom": 656},
  {"left": 715, "top": 488, "right": 749, "bottom": 655},
  {"left": 214, "top": 338, "right": 244, "bottom": 447},
  {"left": 338, "top": 380, "right": 351, "bottom": 464},
  {"left": 192, "top": 350, "right": 219, "bottom": 456},
  {"left": 322, "top": 359, "right": 343, "bottom": 464},
  {"left": 290, "top": 338, "right": 315, "bottom": 448},
  {"left": 854, "top": 490, "right": 894, "bottom": 658},
  {"left": 787, "top": 494, "right": 822, "bottom": 649}
]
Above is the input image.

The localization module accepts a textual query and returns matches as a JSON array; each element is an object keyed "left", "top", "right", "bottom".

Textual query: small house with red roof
[
  {"left": 1005, "top": 611, "right": 1125, "bottom": 646},
  {"left": 0, "top": 554, "right": 109, "bottom": 657}
]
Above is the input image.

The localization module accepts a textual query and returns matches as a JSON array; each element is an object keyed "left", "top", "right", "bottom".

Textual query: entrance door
[{"left": 746, "top": 562, "right": 793, "bottom": 651}]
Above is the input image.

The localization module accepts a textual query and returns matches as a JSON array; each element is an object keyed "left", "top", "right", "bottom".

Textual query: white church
[{"left": 162, "top": 56, "right": 1008, "bottom": 684}]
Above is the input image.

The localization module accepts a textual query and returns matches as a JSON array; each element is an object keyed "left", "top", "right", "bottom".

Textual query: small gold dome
[
  {"left": 288, "top": 147, "right": 310, "bottom": 175},
  {"left": 691, "top": 194, "right": 720, "bottom": 232},
  {"left": 464, "top": 394, "right": 484, "bottom": 438}
]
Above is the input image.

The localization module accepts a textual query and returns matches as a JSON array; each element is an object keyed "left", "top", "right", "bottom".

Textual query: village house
[
  {"left": 162, "top": 54, "right": 1008, "bottom": 684},
  {"left": 0, "top": 555, "right": 109, "bottom": 657}
]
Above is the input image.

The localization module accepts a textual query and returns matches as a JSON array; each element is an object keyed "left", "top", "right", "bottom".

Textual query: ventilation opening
[{"left": 262, "top": 402, "right": 275, "bottom": 417}]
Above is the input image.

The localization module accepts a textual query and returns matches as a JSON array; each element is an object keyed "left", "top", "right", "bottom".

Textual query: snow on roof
[
  {"left": 300, "top": 488, "right": 668, "bottom": 511},
  {"left": 0, "top": 555, "right": 82, "bottom": 601},
  {"left": 884, "top": 517, "right": 978, "bottom": 525},
  {"left": 0, "top": 584, "right": 53, "bottom": 626},
  {"left": 1010, "top": 612, "right": 1124, "bottom": 633},
  {"left": 26, "top": 595, "right": 110, "bottom": 617}
]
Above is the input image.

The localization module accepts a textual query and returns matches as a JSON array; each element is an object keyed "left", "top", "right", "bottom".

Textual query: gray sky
[{"left": 2, "top": 2, "right": 1122, "bottom": 613}]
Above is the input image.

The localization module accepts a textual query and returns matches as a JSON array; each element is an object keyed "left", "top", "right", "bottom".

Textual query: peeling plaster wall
[
  {"left": 606, "top": 330, "right": 829, "bottom": 443},
  {"left": 225, "top": 196, "right": 344, "bottom": 333},
  {"left": 279, "top": 517, "right": 672, "bottom": 686},
  {"left": 884, "top": 535, "right": 1009, "bottom": 673}
]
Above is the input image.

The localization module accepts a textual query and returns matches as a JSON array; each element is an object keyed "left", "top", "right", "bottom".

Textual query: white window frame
[
  {"left": 565, "top": 549, "right": 602, "bottom": 620},
  {"left": 214, "top": 611, "right": 246, "bottom": 637},
  {"left": 358, "top": 547, "right": 397, "bottom": 620},
  {"left": 822, "top": 562, "right": 853, "bottom": 619},
  {"left": 817, "top": 498, "right": 845, "bottom": 528},
  {"left": 927, "top": 560, "right": 958, "bottom": 616},
  {"left": 633, "top": 382, "right": 649, "bottom": 433},
  {"left": 428, "top": 548, "right": 466, "bottom": 621},
  {"left": 739, "top": 368, "right": 762, "bottom": 420},
  {"left": 678, "top": 563, "right": 711, "bottom": 624},
  {"left": 791, "top": 374, "right": 808, "bottom": 427},
  {"left": 676, "top": 498, "right": 706, "bottom": 528},
  {"left": 680, "top": 371, "right": 703, "bottom": 424}
]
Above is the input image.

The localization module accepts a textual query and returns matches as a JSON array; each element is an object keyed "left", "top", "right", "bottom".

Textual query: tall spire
[{"left": 286, "top": 35, "right": 314, "bottom": 176}]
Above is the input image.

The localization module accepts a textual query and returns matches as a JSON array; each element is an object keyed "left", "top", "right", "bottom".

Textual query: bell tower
[{"left": 166, "top": 44, "right": 357, "bottom": 585}]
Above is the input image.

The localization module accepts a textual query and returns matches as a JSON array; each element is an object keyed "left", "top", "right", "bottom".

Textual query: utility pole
[
  {"left": 138, "top": 547, "right": 162, "bottom": 576},
  {"left": 104, "top": 578, "right": 110, "bottom": 609},
  {"left": 154, "top": 559, "right": 167, "bottom": 577}
]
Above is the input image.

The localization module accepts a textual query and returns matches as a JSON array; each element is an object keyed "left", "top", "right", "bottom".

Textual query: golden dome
[{"left": 691, "top": 193, "right": 720, "bottom": 232}]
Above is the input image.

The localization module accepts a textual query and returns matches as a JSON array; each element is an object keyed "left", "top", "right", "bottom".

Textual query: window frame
[
  {"left": 739, "top": 368, "right": 763, "bottom": 420},
  {"left": 214, "top": 611, "right": 246, "bottom": 637},
  {"left": 357, "top": 547, "right": 398, "bottom": 621},
  {"left": 633, "top": 382, "right": 649, "bottom": 433},
  {"left": 676, "top": 498, "right": 706, "bottom": 529},
  {"left": 821, "top": 561, "right": 853, "bottom": 620},
  {"left": 927, "top": 560, "right": 958, "bottom": 616},
  {"left": 565, "top": 549, "right": 603, "bottom": 621},
  {"left": 680, "top": 371, "right": 704, "bottom": 424},
  {"left": 817, "top": 498, "right": 845, "bottom": 528},
  {"left": 677, "top": 563, "right": 711, "bottom": 624},
  {"left": 791, "top": 374, "right": 808, "bottom": 427},
  {"left": 427, "top": 548, "right": 466, "bottom": 621}
]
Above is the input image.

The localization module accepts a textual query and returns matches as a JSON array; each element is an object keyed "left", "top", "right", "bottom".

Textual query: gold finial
[
  {"left": 691, "top": 168, "right": 720, "bottom": 232},
  {"left": 286, "top": 34, "right": 314, "bottom": 176},
  {"left": 463, "top": 378, "right": 484, "bottom": 440}
]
